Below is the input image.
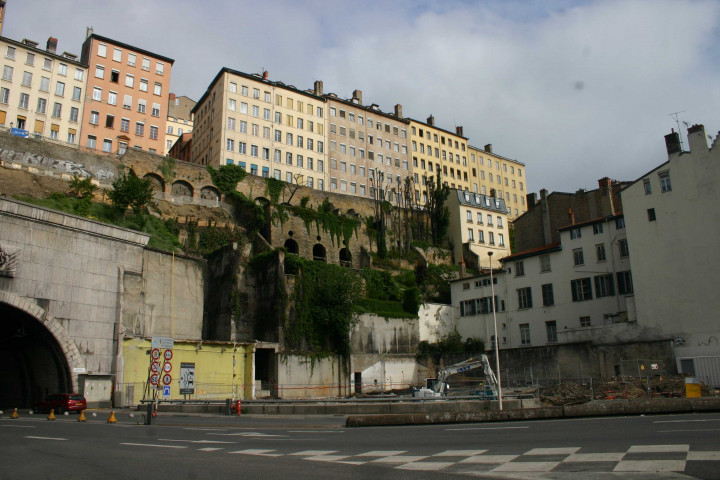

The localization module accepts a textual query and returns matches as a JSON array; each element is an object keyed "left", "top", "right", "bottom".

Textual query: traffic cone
[
  {"left": 107, "top": 411, "right": 117, "bottom": 424},
  {"left": 11, "top": 408, "right": 19, "bottom": 419},
  {"left": 78, "top": 410, "right": 87, "bottom": 422},
  {"left": 47, "top": 409, "right": 56, "bottom": 421}
]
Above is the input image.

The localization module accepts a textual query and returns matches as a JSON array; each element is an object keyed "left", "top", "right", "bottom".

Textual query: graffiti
[
  {"left": 0, "top": 245, "right": 20, "bottom": 278},
  {"left": 0, "top": 149, "right": 115, "bottom": 181}
]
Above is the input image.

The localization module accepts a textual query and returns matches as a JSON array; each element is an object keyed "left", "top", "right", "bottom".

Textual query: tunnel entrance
[{"left": 0, "top": 303, "right": 71, "bottom": 408}]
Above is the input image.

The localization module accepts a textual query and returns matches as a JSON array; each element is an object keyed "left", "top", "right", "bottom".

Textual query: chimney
[
  {"left": 526, "top": 192, "right": 537, "bottom": 207},
  {"left": 352, "top": 89, "right": 362, "bottom": 105},
  {"left": 568, "top": 208, "right": 575, "bottom": 225},
  {"left": 687, "top": 123, "right": 708, "bottom": 154},
  {"left": 484, "top": 144, "right": 493, "bottom": 153},
  {"left": 314, "top": 80, "right": 323, "bottom": 96},
  {"left": 664, "top": 129, "right": 681, "bottom": 156},
  {"left": 394, "top": 104, "right": 403, "bottom": 118},
  {"left": 540, "top": 189, "right": 552, "bottom": 245},
  {"left": 427, "top": 115, "right": 435, "bottom": 126},
  {"left": 456, "top": 126, "right": 463, "bottom": 137},
  {"left": 86, "top": 26, "right": 93, "bottom": 39},
  {"left": 262, "top": 70, "right": 268, "bottom": 80},
  {"left": 47, "top": 37, "right": 57, "bottom": 54},
  {"left": 169, "top": 93, "right": 176, "bottom": 102},
  {"left": 458, "top": 260, "right": 466, "bottom": 279}
]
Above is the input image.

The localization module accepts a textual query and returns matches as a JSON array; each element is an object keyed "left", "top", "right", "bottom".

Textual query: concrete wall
[
  {"left": 276, "top": 354, "right": 351, "bottom": 399},
  {"left": 418, "top": 303, "right": 455, "bottom": 343},
  {"left": 353, "top": 356, "right": 428, "bottom": 393}
]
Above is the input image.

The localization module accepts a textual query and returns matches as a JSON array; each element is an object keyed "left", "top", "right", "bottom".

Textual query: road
[{"left": 1, "top": 411, "right": 720, "bottom": 479}]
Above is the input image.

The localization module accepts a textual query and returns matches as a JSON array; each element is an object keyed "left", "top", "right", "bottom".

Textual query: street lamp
[{"left": 488, "top": 251, "right": 503, "bottom": 410}]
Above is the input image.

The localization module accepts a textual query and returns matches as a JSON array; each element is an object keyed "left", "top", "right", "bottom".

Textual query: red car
[{"left": 34, "top": 394, "right": 87, "bottom": 414}]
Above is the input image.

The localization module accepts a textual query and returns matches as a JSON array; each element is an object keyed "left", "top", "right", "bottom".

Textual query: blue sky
[{"left": 4, "top": 0, "right": 720, "bottom": 194}]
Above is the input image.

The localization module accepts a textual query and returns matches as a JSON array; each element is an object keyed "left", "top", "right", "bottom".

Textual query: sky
[{"left": 4, "top": 0, "right": 720, "bottom": 194}]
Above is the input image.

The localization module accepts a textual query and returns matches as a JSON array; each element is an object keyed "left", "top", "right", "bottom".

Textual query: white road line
[
  {"left": 209, "top": 432, "right": 287, "bottom": 437},
  {"left": 525, "top": 447, "right": 580, "bottom": 455},
  {"left": 120, "top": 442, "right": 186, "bottom": 449},
  {"left": 158, "top": 439, "right": 236, "bottom": 444},
  {"left": 198, "top": 447, "right": 224, "bottom": 452},
  {"left": 0, "top": 425, "right": 35, "bottom": 428},
  {"left": 184, "top": 427, "right": 228, "bottom": 431},
  {"left": 433, "top": 450, "right": 487, "bottom": 457},
  {"left": 288, "top": 430, "right": 344, "bottom": 433},
  {"left": 446, "top": 426, "right": 529, "bottom": 431},
  {"left": 614, "top": 460, "right": 686, "bottom": 472},
  {"left": 654, "top": 419, "right": 720, "bottom": 424},
  {"left": 289, "top": 450, "right": 338, "bottom": 456},
  {"left": 659, "top": 428, "right": 720, "bottom": 433},
  {"left": 628, "top": 445, "right": 689, "bottom": 453},
  {"left": 229, "top": 449, "right": 282, "bottom": 457},
  {"left": 25, "top": 435, "right": 67, "bottom": 441},
  {"left": 356, "top": 450, "right": 406, "bottom": 457},
  {"left": 397, "top": 461, "right": 454, "bottom": 471}
]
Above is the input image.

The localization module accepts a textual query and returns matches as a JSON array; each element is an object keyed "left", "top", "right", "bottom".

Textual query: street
[{"left": 1, "top": 411, "right": 720, "bottom": 479}]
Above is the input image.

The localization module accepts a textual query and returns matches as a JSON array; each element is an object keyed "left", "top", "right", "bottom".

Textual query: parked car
[{"left": 34, "top": 393, "right": 87, "bottom": 414}]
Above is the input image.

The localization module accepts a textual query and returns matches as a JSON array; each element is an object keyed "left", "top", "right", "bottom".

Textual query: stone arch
[
  {"left": 143, "top": 173, "right": 165, "bottom": 198},
  {"left": 346, "top": 209, "right": 359, "bottom": 218},
  {"left": 200, "top": 186, "right": 220, "bottom": 201},
  {"left": 284, "top": 238, "right": 299, "bottom": 255},
  {"left": 171, "top": 180, "right": 193, "bottom": 198},
  {"left": 312, "top": 244, "right": 326, "bottom": 262},
  {"left": 339, "top": 247, "right": 352, "bottom": 267},
  {"left": 0, "top": 291, "right": 84, "bottom": 403}
]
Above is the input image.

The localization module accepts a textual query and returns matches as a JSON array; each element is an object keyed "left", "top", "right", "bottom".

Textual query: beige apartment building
[
  {"left": 468, "top": 144, "right": 527, "bottom": 220},
  {"left": 0, "top": 36, "right": 87, "bottom": 144},
  {"left": 327, "top": 90, "right": 411, "bottom": 202},
  {"left": 191, "top": 68, "right": 327, "bottom": 189},
  {"left": 165, "top": 93, "right": 195, "bottom": 155},
  {"left": 80, "top": 32, "right": 173, "bottom": 155}
]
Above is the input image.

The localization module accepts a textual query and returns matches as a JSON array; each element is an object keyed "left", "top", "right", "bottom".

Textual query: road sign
[
  {"left": 162, "top": 374, "right": 172, "bottom": 386},
  {"left": 151, "top": 361, "right": 161, "bottom": 373},
  {"left": 151, "top": 337, "right": 174, "bottom": 349},
  {"left": 162, "top": 385, "right": 171, "bottom": 397},
  {"left": 151, "top": 349, "right": 160, "bottom": 360},
  {"left": 150, "top": 373, "right": 159, "bottom": 386},
  {"left": 180, "top": 363, "right": 195, "bottom": 395},
  {"left": 164, "top": 349, "right": 173, "bottom": 361},
  {"left": 163, "top": 362, "right": 172, "bottom": 373}
]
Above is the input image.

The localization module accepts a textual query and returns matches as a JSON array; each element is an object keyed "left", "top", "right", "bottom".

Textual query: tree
[
  {"left": 108, "top": 172, "right": 155, "bottom": 214},
  {"left": 68, "top": 175, "right": 98, "bottom": 199},
  {"left": 425, "top": 169, "right": 450, "bottom": 244}
]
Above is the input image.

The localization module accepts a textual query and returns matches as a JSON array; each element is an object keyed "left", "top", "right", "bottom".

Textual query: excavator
[{"left": 415, "top": 355, "right": 499, "bottom": 398}]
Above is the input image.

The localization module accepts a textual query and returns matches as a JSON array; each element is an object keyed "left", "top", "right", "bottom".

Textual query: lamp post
[{"left": 488, "top": 251, "right": 503, "bottom": 410}]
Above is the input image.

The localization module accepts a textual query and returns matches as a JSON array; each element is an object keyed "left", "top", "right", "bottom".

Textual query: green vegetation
[
  {"left": 290, "top": 198, "right": 359, "bottom": 247},
  {"left": 417, "top": 329, "right": 485, "bottom": 358},
  {"left": 107, "top": 171, "right": 155, "bottom": 215}
]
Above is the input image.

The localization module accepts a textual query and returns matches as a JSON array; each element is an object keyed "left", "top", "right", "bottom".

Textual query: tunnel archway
[{"left": 0, "top": 301, "right": 72, "bottom": 408}]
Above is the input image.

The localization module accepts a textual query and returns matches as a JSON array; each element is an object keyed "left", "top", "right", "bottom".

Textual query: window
[
  {"left": 150, "top": 125, "right": 158, "bottom": 139},
  {"left": 546, "top": 321, "right": 557, "bottom": 343},
  {"left": 95, "top": 64, "right": 104, "bottom": 79},
  {"left": 103, "top": 139, "right": 112, "bottom": 153},
  {"left": 152, "top": 103, "right": 160, "bottom": 117},
  {"left": 618, "top": 239, "right": 629, "bottom": 257},
  {"left": 643, "top": 178, "right": 652, "bottom": 195},
  {"left": 125, "top": 74, "right": 134, "bottom": 88},
  {"left": 69, "top": 107, "right": 78, "bottom": 123},
  {"left": 156, "top": 62, "right": 164, "bottom": 75},
  {"left": 515, "top": 261, "right": 524, "bottom": 276},
  {"left": 520, "top": 324, "right": 531, "bottom": 345},
  {"left": 137, "top": 99, "right": 146, "bottom": 113},
  {"left": 142, "top": 58, "right": 150, "bottom": 71},
  {"left": 616, "top": 217, "right": 625, "bottom": 229},
  {"left": 18, "top": 93, "right": 29, "bottom": 110},
  {"left": 127, "top": 53, "right": 136, "bottom": 66},
  {"left": 72, "top": 86, "right": 82, "bottom": 101},
  {"left": 593, "top": 223, "right": 603, "bottom": 235},
  {"left": 22, "top": 71, "right": 32, "bottom": 87},
  {"left": 571, "top": 278, "right": 593, "bottom": 302},
  {"left": 154, "top": 83, "right": 162, "bottom": 95},
  {"left": 659, "top": 172, "right": 672, "bottom": 192},
  {"left": 90, "top": 110, "right": 99, "bottom": 125},
  {"left": 36, "top": 97, "right": 46, "bottom": 113},
  {"left": 238, "top": 142, "right": 246, "bottom": 154},
  {"left": 250, "top": 145, "right": 258, "bottom": 157},
  {"left": 488, "top": 231, "right": 495, "bottom": 245},
  {"left": 43, "top": 57, "right": 53, "bottom": 70},
  {"left": 577, "top": 316, "right": 591, "bottom": 327},
  {"left": 573, "top": 248, "right": 584, "bottom": 266},
  {"left": 596, "top": 244, "right": 606, "bottom": 262},
  {"left": 594, "top": 274, "right": 615, "bottom": 298},
  {"left": 2, "top": 65, "right": 12, "bottom": 81},
  {"left": 540, "top": 254, "right": 551, "bottom": 272},
  {"left": 5, "top": 45, "right": 15, "bottom": 59},
  {"left": 140, "top": 79, "right": 148, "bottom": 92},
  {"left": 87, "top": 135, "right": 96, "bottom": 149},
  {"left": 467, "top": 228, "right": 474, "bottom": 241},
  {"left": 570, "top": 227, "right": 582, "bottom": 239},
  {"left": 647, "top": 208, "right": 656, "bottom": 221},
  {"left": 135, "top": 122, "right": 144, "bottom": 136},
  {"left": 517, "top": 287, "right": 532, "bottom": 309},
  {"left": 52, "top": 102, "right": 62, "bottom": 117},
  {"left": 617, "top": 270, "right": 634, "bottom": 294},
  {"left": 120, "top": 118, "right": 129, "bottom": 132},
  {"left": 542, "top": 283, "right": 554, "bottom": 306},
  {"left": 107, "top": 91, "right": 117, "bottom": 105}
]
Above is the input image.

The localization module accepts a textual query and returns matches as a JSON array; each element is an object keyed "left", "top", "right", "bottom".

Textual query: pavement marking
[
  {"left": 396, "top": 461, "right": 455, "bottom": 471},
  {"left": 305, "top": 455, "right": 351, "bottom": 462},
  {"left": 434, "top": 449, "right": 487, "bottom": 457},
  {"left": 659, "top": 428, "right": 720, "bottom": 433},
  {"left": 447, "top": 426, "right": 529, "bottom": 431},
  {"left": 120, "top": 442, "right": 186, "bottom": 449},
  {"left": 564, "top": 452, "right": 626, "bottom": 462},
  {"left": 370, "top": 455, "right": 428, "bottom": 464},
  {"left": 198, "top": 447, "right": 224, "bottom": 452},
  {"left": 289, "top": 450, "right": 338, "bottom": 456},
  {"left": 25, "top": 436, "right": 67, "bottom": 441},
  {"left": 688, "top": 451, "right": 720, "bottom": 461},
  {"left": 184, "top": 427, "right": 228, "bottom": 431},
  {"left": 356, "top": 450, "right": 406, "bottom": 457},
  {"left": 158, "top": 439, "right": 236, "bottom": 444},
  {"left": 459, "top": 454, "right": 519, "bottom": 464},
  {"left": 209, "top": 431, "right": 287, "bottom": 437},
  {"left": 492, "top": 461, "right": 560, "bottom": 472},
  {"left": 288, "top": 430, "right": 344, "bottom": 433},
  {"left": 229, "top": 449, "right": 282, "bottom": 457},
  {"left": 1, "top": 425, "right": 35, "bottom": 428},
  {"left": 627, "top": 445, "right": 689, "bottom": 453},
  {"left": 525, "top": 447, "right": 580, "bottom": 455},
  {"left": 654, "top": 419, "right": 720, "bottom": 424},
  {"left": 613, "top": 460, "right": 686, "bottom": 472}
]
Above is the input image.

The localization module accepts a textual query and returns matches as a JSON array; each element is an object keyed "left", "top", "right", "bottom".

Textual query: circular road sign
[
  {"left": 164, "top": 349, "right": 173, "bottom": 361},
  {"left": 151, "top": 348, "right": 161, "bottom": 360},
  {"left": 163, "top": 362, "right": 172, "bottom": 373},
  {"left": 151, "top": 361, "right": 161, "bottom": 373},
  {"left": 150, "top": 373, "right": 159, "bottom": 385},
  {"left": 162, "top": 374, "right": 172, "bottom": 386}
]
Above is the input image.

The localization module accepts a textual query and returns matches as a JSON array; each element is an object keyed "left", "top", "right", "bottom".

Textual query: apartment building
[
  {"left": 79, "top": 32, "right": 173, "bottom": 155},
  {"left": 469, "top": 144, "right": 527, "bottom": 220},
  {"left": 165, "top": 93, "right": 195, "bottom": 155},
  {"left": 0, "top": 36, "right": 87, "bottom": 144},
  {"left": 446, "top": 189, "right": 510, "bottom": 269},
  {"left": 327, "top": 90, "right": 410, "bottom": 202},
  {"left": 191, "top": 69, "right": 328, "bottom": 189},
  {"left": 409, "top": 117, "right": 470, "bottom": 203}
]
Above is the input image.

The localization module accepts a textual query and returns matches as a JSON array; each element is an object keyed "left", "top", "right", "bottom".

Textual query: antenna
[{"left": 669, "top": 111, "right": 687, "bottom": 151}]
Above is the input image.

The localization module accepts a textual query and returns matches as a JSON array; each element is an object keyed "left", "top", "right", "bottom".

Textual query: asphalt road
[{"left": 1, "top": 410, "right": 720, "bottom": 479}]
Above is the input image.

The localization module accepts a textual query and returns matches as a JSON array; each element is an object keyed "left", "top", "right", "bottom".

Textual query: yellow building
[
  {"left": 165, "top": 93, "right": 195, "bottom": 155},
  {"left": 468, "top": 144, "right": 527, "bottom": 220},
  {"left": 0, "top": 36, "right": 87, "bottom": 144},
  {"left": 191, "top": 68, "right": 328, "bottom": 190}
]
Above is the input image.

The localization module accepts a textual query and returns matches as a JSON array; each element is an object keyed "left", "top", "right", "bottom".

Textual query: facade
[
  {"left": 168, "top": 132, "right": 192, "bottom": 162},
  {"left": 327, "top": 91, "right": 411, "bottom": 203},
  {"left": 165, "top": 93, "right": 195, "bottom": 155},
  {"left": 0, "top": 36, "right": 87, "bottom": 144},
  {"left": 446, "top": 189, "right": 510, "bottom": 269},
  {"left": 622, "top": 125, "right": 720, "bottom": 384},
  {"left": 468, "top": 144, "right": 527, "bottom": 220},
  {"left": 191, "top": 69, "right": 328, "bottom": 189},
  {"left": 79, "top": 32, "right": 174, "bottom": 155}
]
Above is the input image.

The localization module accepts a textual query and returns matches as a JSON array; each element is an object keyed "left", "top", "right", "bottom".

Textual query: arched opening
[
  {"left": 254, "top": 197, "right": 272, "bottom": 242},
  {"left": 284, "top": 238, "right": 299, "bottom": 255},
  {"left": 143, "top": 173, "right": 165, "bottom": 197},
  {"left": 313, "top": 244, "right": 326, "bottom": 262},
  {"left": 0, "top": 303, "right": 71, "bottom": 408},
  {"left": 339, "top": 247, "right": 352, "bottom": 267},
  {"left": 200, "top": 186, "right": 220, "bottom": 202},
  {"left": 171, "top": 180, "right": 194, "bottom": 202}
]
